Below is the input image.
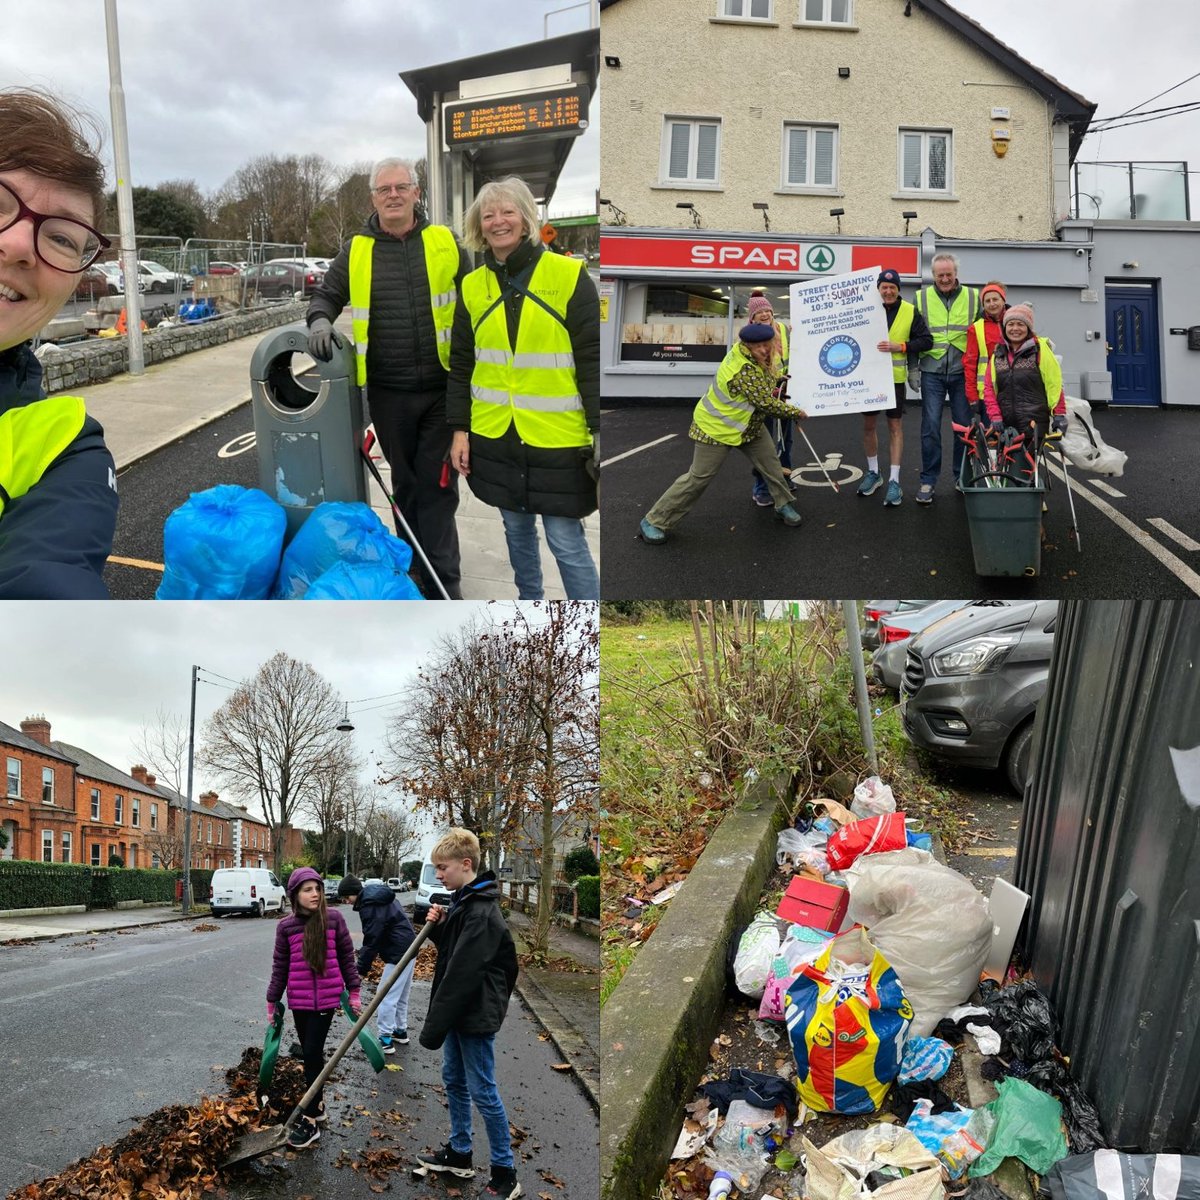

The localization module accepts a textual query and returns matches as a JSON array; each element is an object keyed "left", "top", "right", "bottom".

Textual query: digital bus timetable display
[{"left": 444, "top": 86, "right": 585, "bottom": 145}]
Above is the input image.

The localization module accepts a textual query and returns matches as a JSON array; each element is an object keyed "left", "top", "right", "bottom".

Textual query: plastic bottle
[{"left": 708, "top": 1171, "right": 734, "bottom": 1200}]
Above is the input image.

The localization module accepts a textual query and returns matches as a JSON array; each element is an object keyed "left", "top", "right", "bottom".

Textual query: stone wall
[{"left": 39, "top": 301, "right": 307, "bottom": 395}]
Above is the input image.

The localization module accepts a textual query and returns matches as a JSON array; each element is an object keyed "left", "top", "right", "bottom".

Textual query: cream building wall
[{"left": 601, "top": 0, "right": 1070, "bottom": 240}]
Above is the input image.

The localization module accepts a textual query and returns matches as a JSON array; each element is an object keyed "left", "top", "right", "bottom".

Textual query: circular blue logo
[{"left": 818, "top": 335, "right": 861, "bottom": 377}]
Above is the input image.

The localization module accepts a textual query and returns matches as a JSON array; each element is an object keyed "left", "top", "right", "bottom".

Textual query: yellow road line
[{"left": 107, "top": 554, "right": 165, "bottom": 572}]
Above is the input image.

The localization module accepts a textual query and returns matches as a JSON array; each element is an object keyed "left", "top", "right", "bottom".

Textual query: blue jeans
[
  {"left": 500, "top": 509, "right": 599, "bottom": 600},
  {"left": 442, "top": 1031, "right": 513, "bottom": 1168},
  {"left": 919, "top": 371, "right": 971, "bottom": 487},
  {"left": 376, "top": 958, "right": 414, "bottom": 1037}
]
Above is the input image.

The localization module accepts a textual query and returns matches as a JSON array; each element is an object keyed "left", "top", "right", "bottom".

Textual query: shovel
[{"left": 222, "top": 919, "right": 433, "bottom": 1168}]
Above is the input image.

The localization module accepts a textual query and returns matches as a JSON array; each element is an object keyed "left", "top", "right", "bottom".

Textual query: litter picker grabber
[
  {"left": 360, "top": 429, "right": 452, "bottom": 600},
  {"left": 778, "top": 377, "right": 839, "bottom": 493},
  {"left": 221, "top": 920, "right": 434, "bottom": 1168},
  {"left": 1043, "top": 429, "right": 1082, "bottom": 552}
]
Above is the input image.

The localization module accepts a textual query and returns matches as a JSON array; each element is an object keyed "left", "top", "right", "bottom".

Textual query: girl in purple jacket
[{"left": 266, "top": 866, "right": 361, "bottom": 1149}]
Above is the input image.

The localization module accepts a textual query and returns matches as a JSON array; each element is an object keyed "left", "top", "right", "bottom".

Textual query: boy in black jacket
[
  {"left": 337, "top": 875, "right": 417, "bottom": 1050},
  {"left": 416, "top": 828, "right": 520, "bottom": 1200}
]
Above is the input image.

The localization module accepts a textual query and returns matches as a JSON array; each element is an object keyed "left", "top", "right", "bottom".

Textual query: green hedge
[
  {"left": 183, "top": 868, "right": 214, "bottom": 904},
  {"left": 0, "top": 859, "right": 203, "bottom": 910},
  {"left": 575, "top": 874, "right": 599, "bottom": 919}
]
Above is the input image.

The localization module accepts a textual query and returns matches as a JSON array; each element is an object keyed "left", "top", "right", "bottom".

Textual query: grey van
[{"left": 899, "top": 599, "right": 1059, "bottom": 792}]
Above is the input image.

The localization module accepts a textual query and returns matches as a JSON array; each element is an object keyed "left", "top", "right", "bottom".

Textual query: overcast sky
[
  {"left": 961, "top": 0, "right": 1200, "bottom": 208},
  {"left": 0, "top": 0, "right": 597, "bottom": 214},
  {"left": 0, "top": 601, "right": 530, "bottom": 856}
]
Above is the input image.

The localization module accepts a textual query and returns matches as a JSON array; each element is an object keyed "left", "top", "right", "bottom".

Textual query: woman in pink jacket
[{"left": 266, "top": 866, "right": 361, "bottom": 1150}]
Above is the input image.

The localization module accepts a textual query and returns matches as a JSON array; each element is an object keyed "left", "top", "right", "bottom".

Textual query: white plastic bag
[
  {"left": 1061, "top": 396, "right": 1127, "bottom": 477},
  {"left": 802, "top": 1125, "right": 943, "bottom": 1200},
  {"left": 777, "top": 826, "right": 831, "bottom": 868},
  {"left": 733, "top": 911, "right": 781, "bottom": 999},
  {"left": 845, "top": 849, "right": 992, "bottom": 1037},
  {"left": 851, "top": 776, "right": 897, "bottom": 820}
]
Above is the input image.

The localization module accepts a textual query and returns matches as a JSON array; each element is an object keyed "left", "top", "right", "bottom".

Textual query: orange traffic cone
[{"left": 115, "top": 307, "right": 127, "bottom": 334}]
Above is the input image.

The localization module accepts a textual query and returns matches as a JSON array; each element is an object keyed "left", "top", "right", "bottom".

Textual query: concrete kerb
[
  {"left": 515, "top": 966, "right": 600, "bottom": 1111},
  {"left": 600, "top": 772, "right": 791, "bottom": 1200}
]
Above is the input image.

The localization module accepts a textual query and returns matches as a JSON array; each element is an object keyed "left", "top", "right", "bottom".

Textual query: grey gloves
[
  {"left": 307, "top": 317, "right": 335, "bottom": 362},
  {"left": 1051, "top": 414, "right": 1068, "bottom": 435},
  {"left": 585, "top": 434, "right": 599, "bottom": 482}
]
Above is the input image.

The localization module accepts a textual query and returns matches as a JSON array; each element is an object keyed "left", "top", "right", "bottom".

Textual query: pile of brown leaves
[
  {"left": 517, "top": 953, "right": 597, "bottom": 974},
  {"left": 363, "top": 942, "right": 439, "bottom": 986},
  {"left": 6, "top": 1048, "right": 309, "bottom": 1200}
]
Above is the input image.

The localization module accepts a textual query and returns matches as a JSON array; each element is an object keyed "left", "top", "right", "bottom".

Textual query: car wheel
[
  {"left": 256, "top": 899, "right": 266, "bottom": 918},
  {"left": 1004, "top": 719, "right": 1035, "bottom": 795}
]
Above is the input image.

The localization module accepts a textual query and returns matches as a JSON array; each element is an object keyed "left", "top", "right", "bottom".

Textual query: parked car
[
  {"left": 413, "top": 859, "right": 452, "bottom": 925},
  {"left": 871, "top": 601, "right": 973, "bottom": 690},
  {"left": 137, "top": 260, "right": 191, "bottom": 293},
  {"left": 386, "top": 877, "right": 404, "bottom": 894},
  {"left": 861, "top": 601, "right": 902, "bottom": 650},
  {"left": 72, "top": 264, "right": 118, "bottom": 300},
  {"left": 324, "top": 875, "right": 342, "bottom": 902},
  {"left": 207, "top": 261, "right": 240, "bottom": 275},
  {"left": 900, "top": 599, "right": 1060, "bottom": 793},
  {"left": 95, "top": 261, "right": 145, "bottom": 294},
  {"left": 268, "top": 256, "right": 328, "bottom": 277},
  {"left": 242, "top": 261, "right": 321, "bottom": 298},
  {"left": 209, "top": 867, "right": 287, "bottom": 917}
]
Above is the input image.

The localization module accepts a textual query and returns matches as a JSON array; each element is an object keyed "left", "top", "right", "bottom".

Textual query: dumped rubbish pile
[{"left": 664, "top": 776, "right": 1130, "bottom": 1200}]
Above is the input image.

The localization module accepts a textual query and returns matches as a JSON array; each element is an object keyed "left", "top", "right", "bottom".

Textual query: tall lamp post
[{"left": 336, "top": 702, "right": 354, "bottom": 878}]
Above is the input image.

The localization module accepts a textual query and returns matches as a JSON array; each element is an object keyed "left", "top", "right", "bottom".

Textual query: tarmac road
[
  {"left": 600, "top": 400, "right": 1200, "bottom": 599},
  {"left": 0, "top": 917, "right": 598, "bottom": 1200}
]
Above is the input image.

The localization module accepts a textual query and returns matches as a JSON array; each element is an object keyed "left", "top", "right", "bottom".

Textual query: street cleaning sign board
[{"left": 787, "top": 267, "right": 894, "bottom": 417}]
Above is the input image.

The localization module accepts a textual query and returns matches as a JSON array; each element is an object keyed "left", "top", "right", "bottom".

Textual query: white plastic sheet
[
  {"left": 1061, "top": 396, "right": 1127, "bottom": 477},
  {"left": 845, "top": 849, "right": 992, "bottom": 1037}
]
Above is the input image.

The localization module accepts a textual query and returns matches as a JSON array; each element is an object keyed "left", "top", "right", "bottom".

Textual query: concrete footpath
[
  {"left": 0, "top": 898, "right": 601, "bottom": 1111},
  {"left": 66, "top": 315, "right": 599, "bottom": 600}
]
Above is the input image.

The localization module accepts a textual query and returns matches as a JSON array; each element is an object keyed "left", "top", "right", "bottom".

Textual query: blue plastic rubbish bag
[
  {"left": 304, "top": 560, "right": 424, "bottom": 600},
  {"left": 157, "top": 485, "right": 286, "bottom": 599},
  {"left": 273, "top": 502, "right": 414, "bottom": 599}
]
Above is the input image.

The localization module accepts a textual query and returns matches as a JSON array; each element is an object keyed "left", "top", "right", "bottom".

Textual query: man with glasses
[
  {"left": 0, "top": 88, "right": 118, "bottom": 599},
  {"left": 306, "top": 158, "right": 471, "bottom": 598}
]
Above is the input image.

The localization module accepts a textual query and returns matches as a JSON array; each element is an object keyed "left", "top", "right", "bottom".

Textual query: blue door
[{"left": 1105, "top": 285, "right": 1160, "bottom": 406}]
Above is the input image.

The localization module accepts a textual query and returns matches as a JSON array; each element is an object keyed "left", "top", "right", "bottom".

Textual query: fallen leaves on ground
[
  {"left": 363, "top": 943, "right": 439, "bottom": 985},
  {"left": 517, "top": 952, "right": 596, "bottom": 974},
  {"left": 190, "top": 922, "right": 220, "bottom": 933}
]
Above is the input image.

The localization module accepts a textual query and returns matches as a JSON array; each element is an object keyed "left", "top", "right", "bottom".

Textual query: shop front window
[{"left": 619, "top": 280, "right": 731, "bottom": 364}]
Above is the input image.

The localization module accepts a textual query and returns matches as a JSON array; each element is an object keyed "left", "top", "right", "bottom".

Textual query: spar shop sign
[{"left": 600, "top": 235, "right": 920, "bottom": 277}]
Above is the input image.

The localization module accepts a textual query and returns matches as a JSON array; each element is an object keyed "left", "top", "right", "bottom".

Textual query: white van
[
  {"left": 210, "top": 868, "right": 286, "bottom": 917},
  {"left": 413, "top": 860, "right": 453, "bottom": 924}
]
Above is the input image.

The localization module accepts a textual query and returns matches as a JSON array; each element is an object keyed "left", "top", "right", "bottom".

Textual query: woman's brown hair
[
  {"left": 0, "top": 89, "right": 106, "bottom": 223},
  {"left": 292, "top": 885, "right": 329, "bottom": 975}
]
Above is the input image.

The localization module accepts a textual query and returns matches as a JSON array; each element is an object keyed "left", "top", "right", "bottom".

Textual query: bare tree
[
  {"left": 313, "top": 161, "right": 372, "bottom": 252},
  {"left": 300, "top": 737, "right": 362, "bottom": 874},
  {"left": 362, "top": 804, "right": 422, "bottom": 878},
  {"left": 503, "top": 604, "right": 599, "bottom": 959},
  {"left": 383, "top": 617, "right": 538, "bottom": 872},
  {"left": 200, "top": 652, "right": 343, "bottom": 874},
  {"left": 133, "top": 706, "right": 189, "bottom": 795},
  {"left": 145, "top": 825, "right": 186, "bottom": 870}
]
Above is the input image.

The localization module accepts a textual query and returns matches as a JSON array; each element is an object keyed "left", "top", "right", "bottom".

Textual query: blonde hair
[
  {"left": 461, "top": 176, "right": 540, "bottom": 253},
  {"left": 431, "top": 827, "right": 481, "bottom": 871}
]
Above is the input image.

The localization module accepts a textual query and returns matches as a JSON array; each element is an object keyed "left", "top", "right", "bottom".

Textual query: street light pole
[
  {"left": 841, "top": 602, "right": 879, "bottom": 774},
  {"left": 181, "top": 664, "right": 197, "bottom": 913},
  {"left": 103, "top": 0, "right": 144, "bottom": 375}
]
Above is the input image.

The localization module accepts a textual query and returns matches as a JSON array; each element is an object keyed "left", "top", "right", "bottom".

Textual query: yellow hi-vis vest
[
  {"left": 887, "top": 301, "right": 915, "bottom": 383},
  {"left": 460, "top": 252, "right": 590, "bottom": 448},
  {"left": 971, "top": 318, "right": 991, "bottom": 399},
  {"left": 986, "top": 336, "right": 1063, "bottom": 414},
  {"left": 774, "top": 322, "right": 790, "bottom": 374},
  {"left": 348, "top": 225, "right": 460, "bottom": 386},
  {"left": 692, "top": 343, "right": 764, "bottom": 446},
  {"left": 0, "top": 395, "right": 87, "bottom": 518},
  {"left": 915, "top": 284, "right": 979, "bottom": 359}
]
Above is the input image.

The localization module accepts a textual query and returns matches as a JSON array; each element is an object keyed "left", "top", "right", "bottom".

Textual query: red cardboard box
[{"left": 775, "top": 876, "right": 849, "bottom": 931}]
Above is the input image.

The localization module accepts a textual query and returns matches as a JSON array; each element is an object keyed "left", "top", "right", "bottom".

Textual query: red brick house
[{"left": 0, "top": 717, "right": 81, "bottom": 864}]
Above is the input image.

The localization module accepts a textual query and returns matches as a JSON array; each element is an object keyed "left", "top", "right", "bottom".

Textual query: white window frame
[
  {"left": 718, "top": 0, "right": 773, "bottom": 19},
  {"left": 114, "top": 793, "right": 124, "bottom": 824},
  {"left": 131, "top": 796, "right": 140, "bottom": 827},
  {"left": 91, "top": 843, "right": 101, "bottom": 866},
  {"left": 659, "top": 116, "right": 723, "bottom": 188},
  {"left": 796, "top": 0, "right": 854, "bottom": 26},
  {"left": 42, "top": 768, "right": 54, "bottom": 804},
  {"left": 91, "top": 788, "right": 100, "bottom": 820},
  {"left": 61, "top": 831, "right": 72, "bottom": 863},
  {"left": 151, "top": 853, "right": 161, "bottom": 869},
  {"left": 780, "top": 121, "right": 840, "bottom": 192},
  {"left": 41, "top": 829, "right": 53, "bottom": 862},
  {"left": 897, "top": 128, "right": 954, "bottom": 196},
  {"left": 150, "top": 803, "right": 158, "bottom": 831},
  {"left": 6, "top": 757, "right": 19, "bottom": 798}
]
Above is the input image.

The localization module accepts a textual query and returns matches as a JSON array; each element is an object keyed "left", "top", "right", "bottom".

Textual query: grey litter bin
[{"left": 249, "top": 323, "right": 367, "bottom": 538}]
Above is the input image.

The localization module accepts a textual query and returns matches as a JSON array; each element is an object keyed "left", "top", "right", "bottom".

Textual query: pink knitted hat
[
  {"left": 1004, "top": 303, "right": 1035, "bottom": 332},
  {"left": 746, "top": 294, "right": 774, "bottom": 319}
]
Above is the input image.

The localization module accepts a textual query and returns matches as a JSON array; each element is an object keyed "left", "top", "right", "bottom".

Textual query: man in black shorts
[{"left": 857, "top": 269, "right": 932, "bottom": 507}]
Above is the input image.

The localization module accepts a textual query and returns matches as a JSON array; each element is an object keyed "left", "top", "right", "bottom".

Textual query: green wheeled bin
[{"left": 960, "top": 458, "right": 1045, "bottom": 577}]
